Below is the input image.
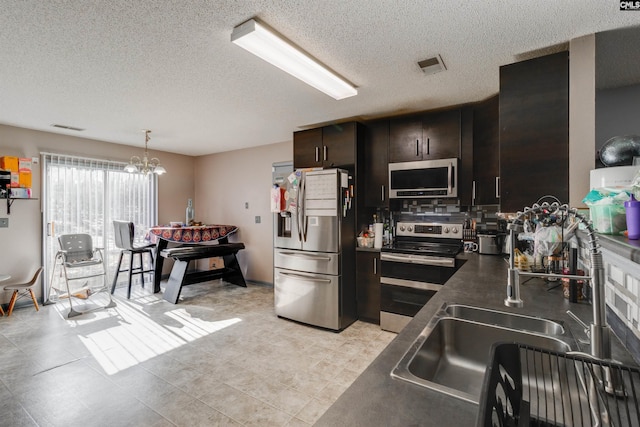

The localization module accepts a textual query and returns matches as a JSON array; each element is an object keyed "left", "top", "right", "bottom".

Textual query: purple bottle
[{"left": 624, "top": 194, "right": 640, "bottom": 240}]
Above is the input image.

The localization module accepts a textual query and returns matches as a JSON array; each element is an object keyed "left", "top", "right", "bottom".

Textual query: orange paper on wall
[
  {"left": 19, "top": 170, "right": 32, "bottom": 188},
  {"left": 0, "top": 156, "right": 19, "bottom": 172}
]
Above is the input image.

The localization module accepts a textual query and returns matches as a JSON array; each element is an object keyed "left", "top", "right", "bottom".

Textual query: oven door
[
  {"left": 380, "top": 279, "right": 440, "bottom": 317},
  {"left": 380, "top": 252, "right": 458, "bottom": 333},
  {"left": 380, "top": 252, "right": 457, "bottom": 284}
]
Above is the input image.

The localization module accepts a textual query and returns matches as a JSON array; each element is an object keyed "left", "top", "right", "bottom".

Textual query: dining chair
[
  {"left": 4, "top": 267, "right": 44, "bottom": 316},
  {"left": 111, "top": 221, "right": 155, "bottom": 299},
  {"left": 50, "top": 233, "right": 116, "bottom": 318}
]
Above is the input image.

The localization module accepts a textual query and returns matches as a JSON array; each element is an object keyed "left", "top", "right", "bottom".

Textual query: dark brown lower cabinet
[{"left": 356, "top": 251, "right": 380, "bottom": 324}]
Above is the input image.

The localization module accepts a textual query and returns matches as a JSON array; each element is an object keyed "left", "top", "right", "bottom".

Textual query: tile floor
[{"left": 0, "top": 280, "right": 396, "bottom": 426}]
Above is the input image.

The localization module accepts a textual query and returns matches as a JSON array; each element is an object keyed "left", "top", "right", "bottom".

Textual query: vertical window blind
[{"left": 41, "top": 153, "right": 158, "bottom": 299}]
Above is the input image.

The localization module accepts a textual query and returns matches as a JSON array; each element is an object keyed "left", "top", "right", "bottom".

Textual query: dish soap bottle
[{"left": 185, "top": 199, "right": 195, "bottom": 226}]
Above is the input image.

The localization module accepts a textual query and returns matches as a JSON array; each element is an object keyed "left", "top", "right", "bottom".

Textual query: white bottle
[{"left": 186, "top": 199, "right": 195, "bottom": 225}]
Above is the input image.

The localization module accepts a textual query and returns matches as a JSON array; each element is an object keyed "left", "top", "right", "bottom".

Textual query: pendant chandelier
[{"left": 124, "top": 130, "right": 166, "bottom": 175}]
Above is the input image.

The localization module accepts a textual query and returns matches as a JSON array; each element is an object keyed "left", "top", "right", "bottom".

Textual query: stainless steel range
[{"left": 380, "top": 221, "right": 464, "bottom": 333}]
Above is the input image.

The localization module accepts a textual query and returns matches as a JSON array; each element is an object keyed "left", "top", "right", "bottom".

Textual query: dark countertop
[
  {"left": 316, "top": 251, "right": 636, "bottom": 427},
  {"left": 355, "top": 247, "right": 381, "bottom": 253},
  {"left": 595, "top": 231, "right": 640, "bottom": 263}
]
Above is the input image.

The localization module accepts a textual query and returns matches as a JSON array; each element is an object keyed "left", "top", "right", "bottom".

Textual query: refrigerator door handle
[
  {"left": 301, "top": 173, "right": 308, "bottom": 241},
  {"left": 296, "top": 173, "right": 304, "bottom": 242},
  {"left": 279, "top": 252, "right": 331, "bottom": 261},
  {"left": 278, "top": 271, "right": 332, "bottom": 283}
]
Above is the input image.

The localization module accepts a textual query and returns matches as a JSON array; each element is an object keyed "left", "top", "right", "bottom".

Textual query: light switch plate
[{"left": 0, "top": 218, "right": 8, "bottom": 228}]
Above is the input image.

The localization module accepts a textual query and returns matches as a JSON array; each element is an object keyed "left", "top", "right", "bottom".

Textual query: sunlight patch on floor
[{"left": 74, "top": 298, "right": 241, "bottom": 375}]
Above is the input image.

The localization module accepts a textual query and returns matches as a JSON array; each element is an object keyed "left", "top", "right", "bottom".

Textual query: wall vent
[
  {"left": 51, "top": 124, "right": 85, "bottom": 131},
  {"left": 418, "top": 55, "right": 446, "bottom": 75}
]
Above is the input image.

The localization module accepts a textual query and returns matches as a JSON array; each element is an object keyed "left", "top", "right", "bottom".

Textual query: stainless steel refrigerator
[{"left": 273, "top": 167, "right": 356, "bottom": 331}]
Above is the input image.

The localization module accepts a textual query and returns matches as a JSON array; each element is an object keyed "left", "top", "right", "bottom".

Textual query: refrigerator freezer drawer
[
  {"left": 274, "top": 248, "right": 340, "bottom": 275},
  {"left": 274, "top": 268, "right": 340, "bottom": 330}
]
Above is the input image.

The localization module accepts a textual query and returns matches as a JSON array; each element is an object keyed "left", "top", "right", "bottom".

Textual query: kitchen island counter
[{"left": 316, "top": 252, "right": 635, "bottom": 426}]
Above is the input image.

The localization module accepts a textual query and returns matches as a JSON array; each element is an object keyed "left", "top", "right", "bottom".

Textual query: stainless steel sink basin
[
  {"left": 392, "top": 316, "right": 573, "bottom": 403},
  {"left": 444, "top": 303, "right": 565, "bottom": 336}
]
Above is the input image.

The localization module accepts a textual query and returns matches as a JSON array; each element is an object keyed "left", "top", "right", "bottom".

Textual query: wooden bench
[{"left": 159, "top": 242, "right": 246, "bottom": 303}]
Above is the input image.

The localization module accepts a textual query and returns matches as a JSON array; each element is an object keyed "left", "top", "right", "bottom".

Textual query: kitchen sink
[
  {"left": 444, "top": 303, "right": 565, "bottom": 336},
  {"left": 392, "top": 314, "right": 574, "bottom": 404}
]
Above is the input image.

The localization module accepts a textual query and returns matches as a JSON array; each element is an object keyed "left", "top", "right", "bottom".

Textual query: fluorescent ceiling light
[{"left": 231, "top": 19, "right": 357, "bottom": 100}]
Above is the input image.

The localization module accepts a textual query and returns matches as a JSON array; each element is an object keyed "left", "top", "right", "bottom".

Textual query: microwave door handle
[{"left": 448, "top": 162, "right": 453, "bottom": 195}]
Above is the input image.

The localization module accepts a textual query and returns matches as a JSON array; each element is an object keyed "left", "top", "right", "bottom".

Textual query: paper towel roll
[{"left": 374, "top": 223, "right": 383, "bottom": 248}]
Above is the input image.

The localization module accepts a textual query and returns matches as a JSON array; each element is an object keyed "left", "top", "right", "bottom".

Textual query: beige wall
[
  {"left": 195, "top": 141, "right": 292, "bottom": 284},
  {"left": 569, "top": 35, "right": 596, "bottom": 208},
  {"left": 0, "top": 124, "right": 195, "bottom": 303}
]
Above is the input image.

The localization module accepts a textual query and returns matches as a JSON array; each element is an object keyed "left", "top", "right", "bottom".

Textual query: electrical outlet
[
  {"left": 0, "top": 218, "right": 8, "bottom": 228},
  {"left": 255, "top": 216, "right": 261, "bottom": 224},
  {"left": 245, "top": 202, "right": 249, "bottom": 209}
]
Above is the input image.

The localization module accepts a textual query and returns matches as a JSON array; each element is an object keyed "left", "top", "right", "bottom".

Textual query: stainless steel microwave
[{"left": 388, "top": 158, "right": 458, "bottom": 199}]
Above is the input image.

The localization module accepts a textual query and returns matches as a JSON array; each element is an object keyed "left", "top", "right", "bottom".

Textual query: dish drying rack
[{"left": 477, "top": 343, "right": 640, "bottom": 427}]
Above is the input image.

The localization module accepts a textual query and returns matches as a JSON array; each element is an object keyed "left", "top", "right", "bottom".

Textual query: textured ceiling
[{"left": 1, "top": 1, "right": 639, "bottom": 156}]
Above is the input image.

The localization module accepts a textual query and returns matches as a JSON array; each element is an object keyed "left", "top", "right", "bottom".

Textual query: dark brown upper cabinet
[
  {"left": 322, "top": 123, "right": 357, "bottom": 168},
  {"left": 389, "top": 109, "right": 461, "bottom": 163},
  {"left": 422, "top": 109, "right": 461, "bottom": 160},
  {"left": 363, "top": 120, "right": 389, "bottom": 208},
  {"left": 499, "top": 51, "right": 569, "bottom": 213},
  {"left": 293, "top": 128, "right": 323, "bottom": 168},
  {"left": 389, "top": 116, "right": 423, "bottom": 162},
  {"left": 293, "top": 122, "right": 360, "bottom": 169},
  {"left": 472, "top": 95, "right": 500, "bottom": 206}
]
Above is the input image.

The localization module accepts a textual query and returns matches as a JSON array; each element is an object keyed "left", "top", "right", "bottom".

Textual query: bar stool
[{"left": 111, "top": 221, "right": 155, "bottom": 299}]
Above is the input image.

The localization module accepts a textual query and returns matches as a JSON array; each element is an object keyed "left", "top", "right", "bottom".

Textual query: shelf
[{"left": 5, "top": 197, "right": 38, "bottom": 214}]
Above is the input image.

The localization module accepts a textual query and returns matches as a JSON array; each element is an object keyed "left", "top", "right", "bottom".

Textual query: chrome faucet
[{"left": 504, "top": 202, "right": 611, "bottom": 360}]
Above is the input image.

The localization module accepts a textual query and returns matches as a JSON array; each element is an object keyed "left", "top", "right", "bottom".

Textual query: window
[{"left": 41, "top": 153, "right": 157, "bottom": 300}]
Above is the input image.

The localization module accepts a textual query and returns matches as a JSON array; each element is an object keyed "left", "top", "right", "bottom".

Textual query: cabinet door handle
[
  {"left": 495, "top": 176, "right": 500, "bottom": 198},
  {"left": 373, "top": 257, "right": 377, "bottom": 275},
  {"left": 323, "top": 145, "right": 328, "bottom": 161},
  {"left": 314, "top": 146, "right": 319, "bottom": 163},
  {"left": 416, "top": 140, "right": 419, "bottom": 157},
  {"left": 472, "top": 181, "right": 476, "bottom": 205},
  {"left": 426, "top": 138, "right": 430, "bottom": 155},
  {"left": 381, "top": 185, "right": 385, "bottom": 202}
]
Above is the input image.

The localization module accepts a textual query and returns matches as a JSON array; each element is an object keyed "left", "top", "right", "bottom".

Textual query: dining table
[
  {"left": 147, "top": 224, "right": 239, "bottom": 293},
  {"left": 0, "top": 274, "right": 10, "bottom": 315}
]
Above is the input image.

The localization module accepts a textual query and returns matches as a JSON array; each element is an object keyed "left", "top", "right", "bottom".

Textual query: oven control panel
[{"left": 395, "top": 222, "right": 463, "bottom": 239}]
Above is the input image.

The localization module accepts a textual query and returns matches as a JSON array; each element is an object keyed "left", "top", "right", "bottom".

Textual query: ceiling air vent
[
  {"left": 418, "top": 55, "right": 446, "bottom": 75},
  {"left": 51, "top": 124, "right": 85, "bottom": 131}
]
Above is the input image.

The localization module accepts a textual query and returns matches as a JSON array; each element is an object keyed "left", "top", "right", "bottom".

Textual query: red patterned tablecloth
[{"left": 147, "top": 225, "right": 238, "bottom": 244}]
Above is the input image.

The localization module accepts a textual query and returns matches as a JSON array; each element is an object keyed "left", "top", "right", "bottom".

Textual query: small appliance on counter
[{"left": 477, "top": 230, "right": 504, "bottom": 255}]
